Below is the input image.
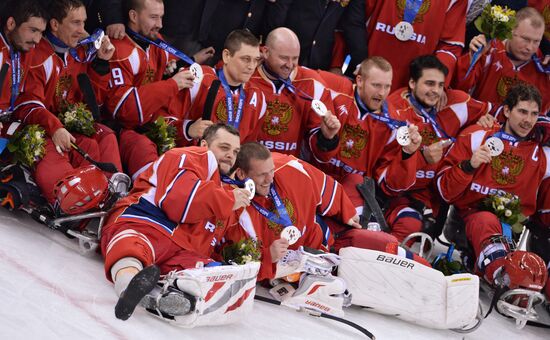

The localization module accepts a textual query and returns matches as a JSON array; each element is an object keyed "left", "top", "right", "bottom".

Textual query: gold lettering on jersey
[
  {"left": 263, "top": 99, "right": 292, "bottom": 136},
  {"left": 419, "top": 128, "right": 439, "bottom": 146},
  {"left": 491, "top": 150, "right": 524, "bottom": 185},
  {"left": 142, "top": 68, "right": 155, "bottom": 85},
  {"left": 496, "top": 76, "right": 525, "bottom": 101},
  {"left": 266, "top": 198, "right": 296, "bottom": 234},
  {"left": 396, "top": 0, "right": 431, "bottom": 23},
  {"left": 340, "top": 123, "right": 367, "bottom": 159}
]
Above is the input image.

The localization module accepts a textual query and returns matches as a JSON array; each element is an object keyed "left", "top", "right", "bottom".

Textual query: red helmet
[
  {"left": 54, "top": 165, "right": 110, "bottom": 215},
  {"left": 503, "top": 251, "right": 548, "bottom": 291}
]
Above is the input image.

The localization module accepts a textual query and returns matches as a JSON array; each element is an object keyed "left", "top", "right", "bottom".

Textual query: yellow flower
[{"left": 497, "top": 205, "right": 505, "bottom": 210}]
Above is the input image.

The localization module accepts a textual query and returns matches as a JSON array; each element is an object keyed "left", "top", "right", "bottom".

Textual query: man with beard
[
  {"left": 102, "top": 123, "right": 253, "bottom": 321},
  {"left": 105, "top": 0, "right": 196, "bottom": 179},
  {"left": 0, "top": 0, "right": 47, "bottom": 144},
  {"left": 249, "top": 27, "right": 341, "bottom": 157},
  {"left": 436, "top": 83, "right": 549, "bottom": 302},
  {"left": 454, "top": 7, "right": 549, "bottom": 115},
  {"left": 13, "top": 0, "right": 122, "bottom": 203},
  {"left": 380, "top": 55, "right": 492, "bottom": 242}
]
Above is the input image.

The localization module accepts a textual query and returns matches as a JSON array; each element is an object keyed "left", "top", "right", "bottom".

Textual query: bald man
[{"left": 249, "top": 27, "right": 341, "bottom": 158}]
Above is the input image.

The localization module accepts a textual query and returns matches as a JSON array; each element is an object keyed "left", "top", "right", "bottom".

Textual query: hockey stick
[
  {"left": 77, "top": 73, "right": 101, "bottom": 121},
  {"left": 254, "top": 295, "right": 375, "bottom": 339},
  {"left": 71, "top": 142, "right": 119, "bottom": 173},
  {"left": 356, "top": 177, "right": 390, "bottom": 232}
]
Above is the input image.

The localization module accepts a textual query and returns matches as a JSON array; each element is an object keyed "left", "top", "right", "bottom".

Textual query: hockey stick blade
[
  {"left": 356, "top": 177, "right": 390, "bottom": 232},
  {"left": 77, "top": 73, "right": 101, "bottom": 121},
  {"left": 71, "top": 143, "right": 119, "bottom": 173},
  {"left": 254, "top": 295, "right": 375, "bottom": 339}
]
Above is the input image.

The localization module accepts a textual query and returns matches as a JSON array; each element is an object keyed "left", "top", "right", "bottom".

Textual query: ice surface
[{"left": 0, "top": 209, "right": 547, "bottom": 339}]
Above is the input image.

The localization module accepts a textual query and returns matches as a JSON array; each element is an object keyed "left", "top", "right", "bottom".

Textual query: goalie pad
[
  {"left": 152, "top": 262, "right": 260, "bottom": 328},
  {"left": 274, "top": 246, "right": 340, "bottom": 279},
  {"left": 269, "top": 273, "right": 349, "bottom": 317},
  {"left": 338, "top": 247, "right": 479, "bottom": 329}
]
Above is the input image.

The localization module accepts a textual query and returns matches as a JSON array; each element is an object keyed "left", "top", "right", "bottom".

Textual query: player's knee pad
[{"left": 337, "top": 247, "right": 479, "bottom": 329}]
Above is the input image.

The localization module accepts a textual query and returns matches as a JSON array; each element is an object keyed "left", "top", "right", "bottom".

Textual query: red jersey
[
  {"left": 105, "top": 35, "right": 179, "bottom": 129},
  {"left": 454, "top": 39, "right": 550, "bottom": 115},
  {"left": 364, "top": 0, "right": 466, "bottom": 90},
  {"left": 248, "top": 65, "right": 331, "bottom": 156},
  {"left": 105, "top": 146, "right": 237, "bottom": 258},
  {"left": 436, "top": 124, "right": 550, "bottom": 217},
  {"left": 14, "top": 37, "right": 110, "bottom": 136},
  {"left": 169, "top": 66, "right": 266, "bottom": 145},
  {"left": 228, "top": 153, "right": 357, "bottom": 280},
  {"left": 382, "top": 88, "right": 490, "bottom": 206}
]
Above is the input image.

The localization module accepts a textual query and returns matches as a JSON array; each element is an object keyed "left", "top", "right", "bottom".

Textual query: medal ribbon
[
  {"left": 409, "top": 93, "right": 455, "bottom": 142},
  {"left": 250, "top": 184, "right": 293, "bottom": 227},
  {"left": 46, "top": 29, "right": 104, "bottom": 63},
  {"left": 126, "top": 28, "right": 195, "bottom": 65},
  {"left": 9, "top": 50, "right": 20, "bottom": 112},
  {"left": 532, "top": 55, "right": 550, "bottom": 75},
  {"left": 354, "top": 90, "right": 406, "bottom": 129},
  {"left": 403, "top": 0, "right": 424, "bottom": 23},
  {"left": 491, "top": 130, "right": 518, "bottom": 144},
  {"left": 217, "top": 68, "right": 245, "bottom": 129},
  {"left": 221, "top": 176, "right": 246, "bottom": 187},
  {"left": 261, "top": 64, "right": 314, "bottom": 101}
]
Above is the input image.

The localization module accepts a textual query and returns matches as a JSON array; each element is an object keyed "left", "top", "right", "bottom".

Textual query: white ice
[{"left": 0, "top": 208, "right": 548, "bottom": 340}]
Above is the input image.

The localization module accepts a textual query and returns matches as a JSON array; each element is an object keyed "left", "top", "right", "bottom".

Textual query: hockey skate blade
[{"left": 115, "top": 265, "right": 161, "bottom": 320}]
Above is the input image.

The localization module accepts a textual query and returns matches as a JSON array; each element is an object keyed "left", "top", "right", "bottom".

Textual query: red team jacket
[
  {"left": 248, "top": 65, "right": 331, "bottom": 156},
  {"left": 363, "top": 0, "right": 466, "bottom": 90},
  {"left": 227, "top": 153, "right": 357, "bottom": 280},
  {"left": 105, "top": 146, "right": 238, "bottom": 258},
  {"left": 454, "top": 40, "right": 550, "bottom": 115},
  {"left": 436, "top": 124, "right": 550, "bottom": 218}
]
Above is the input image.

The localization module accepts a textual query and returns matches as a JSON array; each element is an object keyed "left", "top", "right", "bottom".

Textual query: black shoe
[{"left": 115, "top": 265, "right": 161, "bottom": 320}]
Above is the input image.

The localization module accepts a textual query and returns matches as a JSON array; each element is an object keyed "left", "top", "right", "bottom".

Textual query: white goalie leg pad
[
  {"left": 337, "top": 247, "right": 479, "bottom": 329},
  {"left": 157, "top": 262, "right": 261, "bottom": 328},
  {"left": 269, "top": 273, "right": 347, "bottom": 317},
  {"left": 274, "top": 246, "right": 341, "bottom": 279}
]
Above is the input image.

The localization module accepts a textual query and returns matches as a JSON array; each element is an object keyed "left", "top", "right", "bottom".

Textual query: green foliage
[
  {"left": 474, "top": 5, "right": 516, "bottom": 41},
  {"left": 58, "top": 102, "right": 96, "bottom": 137},
  {"left": 7, "top": 124, "right": 46, "bottom": 167},
  {"left": 222, "top": 238, "right": 262, "bottom": 265},
  {"left": 145, "top": 116, "right": 177, "bottom": 154}
]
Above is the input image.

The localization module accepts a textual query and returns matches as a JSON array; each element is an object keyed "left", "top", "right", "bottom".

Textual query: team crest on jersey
[
  {"left": 266, "top": 198, "right": 296, "bottom": 234},
  {"left": 496, "top": 76, "right": 525, "bottom": 101},
  {"left": 142, "top": 68, "right": 156, "bottom": 85},
  {"left": 55, "top": 75, "right": 72, "bottom": 103},
  {"left": 397, "top": 0, "right": 431, "bottom": 23},
  {"left": 215, "top": 99, "right": 233, "bottom": 123},
  {"left": 339, "top": 123, "right": 367, "bottom": 159},
  {"left": 419, "top": 128, "right": 439, "bottom": 146},
  {"left": 491, "top": 150, "right": 524, "bottom": 185},
  {"left": 263, "top": 99, "right": 292, "bottom": 136}
]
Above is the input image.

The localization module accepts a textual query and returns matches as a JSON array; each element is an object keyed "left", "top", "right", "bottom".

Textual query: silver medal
[
  {"left": 395, "top": 21, "right": 414, "bottom": 41},
  {"left": 244, "top": 179, "right": 255, "bottom": 200},
  {"left": 280, "top": 226, "right": 301, "bottom": 245},
  {"left": 311, "top": 99, "right": 328, "bottom": 117},
  {"left": 94, "top": 30, "right": 105, "bottom": 50},
  {"left": 484, "top": 137, "right": 504, "bottom": 157},
  {"left": 396, "top": 126, "right": 411, "bottom": 146},
  {"left": 190, "top": 63, "right": 203, "bottom": 84}
]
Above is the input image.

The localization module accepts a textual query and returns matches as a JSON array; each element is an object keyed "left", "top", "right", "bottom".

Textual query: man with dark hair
[
  {"left": 380, "top": 55, "right": 492, "bottom": 243},
  {"left": 101, "top": 123, "right": 255, "bottom": 323},
  {"left": 13, "top": 0, "right": 122, "bottom": 204},
  {"left": 105, "top": 0, "right": 196, "bottom": 179},
  {"left": 455, "top": 7, "right": 549, "bottom": 115},
  {"left": 436, "top": 83, "right": 549, "bottom": 313}
]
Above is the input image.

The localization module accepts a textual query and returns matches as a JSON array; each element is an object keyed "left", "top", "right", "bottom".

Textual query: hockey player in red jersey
[
  {"left": 101, "top": 124, "right": 257, "bottom": 323},
  {"left": 382, "top": 55, "right": 492, "bottom": 242},
  {"left": 454, "top": 7, "right": 549, "bottom": 115},
  {"left": 342, "top": 0, "right": 467, "bottom": 90},
  {"left": 249, "top": 27, "right": 341, "bottom": 157},
  {"left": 13, "top": 0, "right": 122, "bottom": 203},
  {"left": 436, "top": 84, "right": 549, "bottom": 309},
  {"left": 170, "top": 29, "right": 267, "bottom": 148},
  {"left": 104, "top": 0, "right": 196, "bottom": 179}
]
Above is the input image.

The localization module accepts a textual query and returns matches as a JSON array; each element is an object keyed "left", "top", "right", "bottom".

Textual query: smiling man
[{"left": 436, "top": 83, "right": 549, "bottom": 300}]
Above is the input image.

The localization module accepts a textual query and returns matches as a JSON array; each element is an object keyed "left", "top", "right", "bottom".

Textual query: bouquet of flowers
[
  {"left": 431, "top": 245, "right": 467, "bottom": 276},
  {"left": 222, "top": 238, "right": 262, "bottom": 265},
  {"left": 144, "top": 116, "right": 177, "bottom": 154},
  {"left": 481, "top": 192, "right": 526, "bottom": 233},
  {"left": 465, "top": 4, "right": 516, "bottom": 78},
  {"left": 7, "top": 124, "right": 46, "bottom": 167},
  {"left": 58, "top": 102, "right": 96, "bottom": 137}
]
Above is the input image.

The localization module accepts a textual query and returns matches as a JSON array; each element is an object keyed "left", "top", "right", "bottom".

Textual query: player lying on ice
[{"left": 437, "top": 83, "right": 550, "bottom": 328}]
